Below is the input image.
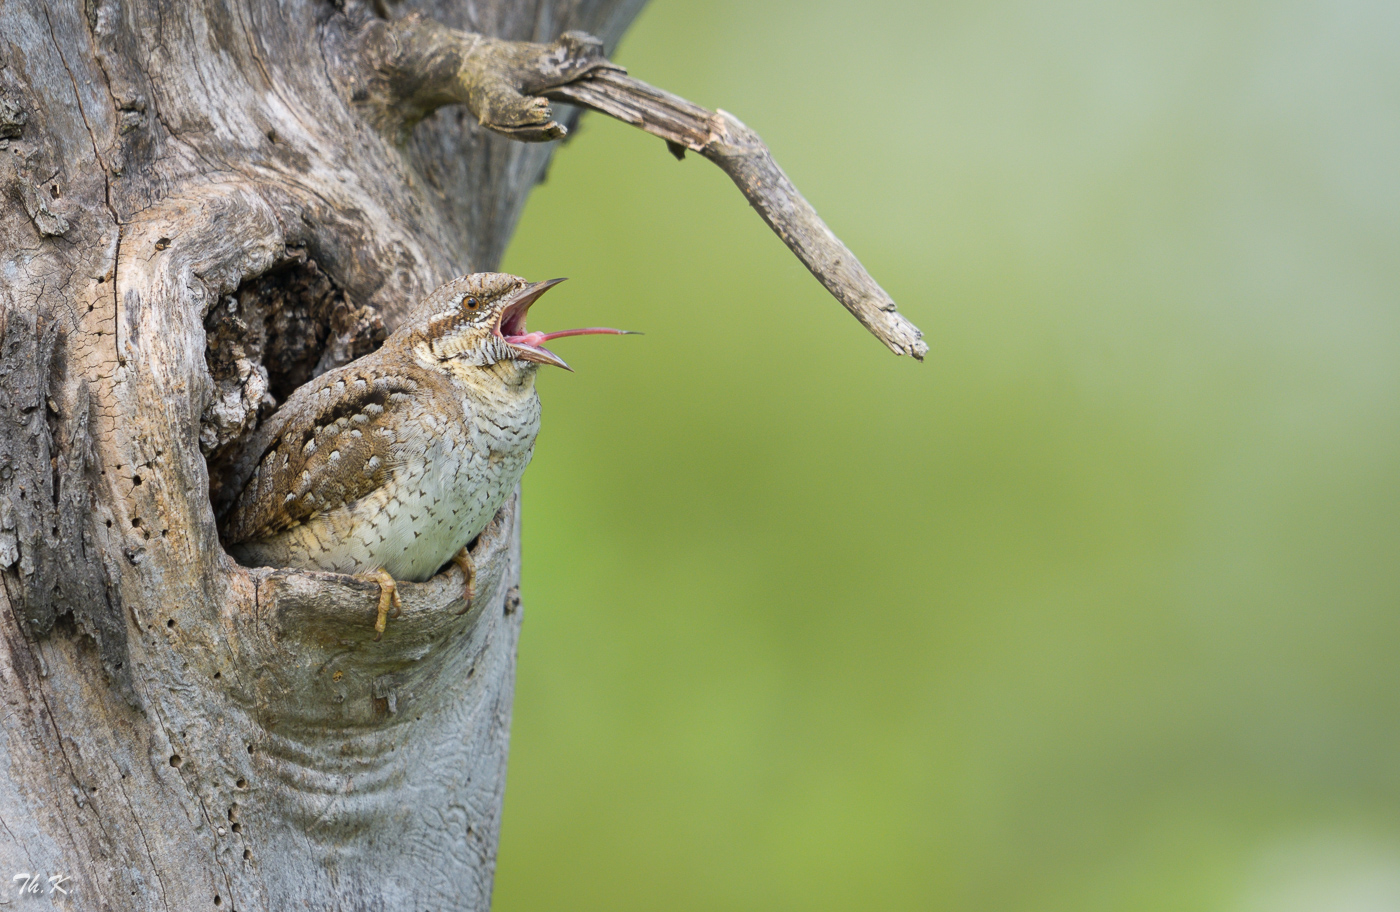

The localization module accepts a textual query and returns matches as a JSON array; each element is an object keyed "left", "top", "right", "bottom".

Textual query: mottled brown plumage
[
  {"left": 222, "top": 368, "right": 419, "bottom": 545},
  {"left": 221, "top": 272, "right": 629, "bottom": 636}
]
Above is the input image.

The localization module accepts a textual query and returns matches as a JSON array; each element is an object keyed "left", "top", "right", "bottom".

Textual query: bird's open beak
[{"left": 495, "top": 277, "right": 635, "bottom": 371}]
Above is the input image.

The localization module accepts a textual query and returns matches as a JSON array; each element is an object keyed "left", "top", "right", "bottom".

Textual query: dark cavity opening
[{"left": 202, "top": 255, "right": 385, "bottom": 524}]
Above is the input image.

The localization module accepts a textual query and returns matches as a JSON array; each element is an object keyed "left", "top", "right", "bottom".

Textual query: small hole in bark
[
  {"left": 266, "top": 128, "right": 277, "bottom": 143},
  {"left": 243, "top": 849, "right": 251, "bottom": 861},
  {"left": 247, "top": 743, "right": 254, "bottom": 754},
  {"left": 132, "top": 517, "right": 142, "bottom": 528},
  {"left": 132, "top": 474, "right": 142, "bottom": 486},
  {"left": 49, "top": 184, "right": 59, "bottom": 199},
  {"left": 169, "top": 754, "right": 183, "bottom": 768},
  {"left": 213, "top": 671, "right": 221, "bottom": 679},
  {"left": 214, "top": 895, "right": 222, "bottom": 906},
  {"left": 106, "top": 518, "right": 113, "bottom": 527},
  {"left": 235, "top": 777, "right": 247, "bottom": 788},
  {"left": 154, "top": 237, "right": 170, "bottom": 250},
  {"left": 166, "top": 618, "right": 175, "bottom": 628},
  {"left": 231, "top": 822, "right": 242, "bottom": 833}
]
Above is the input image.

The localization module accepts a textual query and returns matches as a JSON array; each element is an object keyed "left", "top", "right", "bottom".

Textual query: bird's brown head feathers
[{"left": 407, "top": 272, "right": 630, "bottom": 373}]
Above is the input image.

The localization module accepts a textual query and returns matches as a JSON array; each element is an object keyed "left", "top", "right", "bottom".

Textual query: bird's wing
[{"left": 222, "top": 363, "right": 422, "bottom": 544}]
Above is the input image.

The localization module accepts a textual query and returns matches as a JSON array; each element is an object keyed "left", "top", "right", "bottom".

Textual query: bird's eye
[{"left": 464, "top": 297, "right": 480, "bottom": 311}]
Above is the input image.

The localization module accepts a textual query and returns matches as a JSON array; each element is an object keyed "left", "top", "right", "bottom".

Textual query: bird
[{"left": 221, "top": 272, "right": 630, "bottom": 637}]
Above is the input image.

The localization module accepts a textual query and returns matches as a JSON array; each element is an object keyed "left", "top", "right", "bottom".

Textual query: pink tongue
[{"left": 506, "top": 327, "right": 631, "bottom": 346}]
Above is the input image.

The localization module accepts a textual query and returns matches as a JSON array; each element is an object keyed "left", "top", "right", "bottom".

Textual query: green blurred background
[{"left": 494, "top": 1, "right": 1400, "bottom": 908}]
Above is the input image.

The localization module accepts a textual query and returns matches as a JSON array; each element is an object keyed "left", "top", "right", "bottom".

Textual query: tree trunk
[{"left": 0, "top": 1, "right": 642, "bottom": 908}]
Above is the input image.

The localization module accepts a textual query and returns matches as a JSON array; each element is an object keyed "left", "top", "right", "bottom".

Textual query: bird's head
[{"left": 408, "top": 272, "right": 630, "bottom": 374}]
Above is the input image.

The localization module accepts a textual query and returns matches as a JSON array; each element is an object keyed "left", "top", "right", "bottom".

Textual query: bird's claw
[
  {"left": 451, "top": 547, "right": 476, "bottom": 615},
  {"left": 357, "top": 568, "right": 402, "bottom": 640}
]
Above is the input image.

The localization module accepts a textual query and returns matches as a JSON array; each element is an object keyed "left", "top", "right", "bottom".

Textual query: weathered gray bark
[{"left": 0, "top": 1, "right": 642, "bottom": 908}]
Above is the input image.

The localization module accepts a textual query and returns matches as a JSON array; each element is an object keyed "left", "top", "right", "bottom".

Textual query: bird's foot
[
  {"left": 356, "top": 568, "right": 402, "bottom": 640},
  {"left": 451, "top": 547, "right": 476, "bottom": 615}
]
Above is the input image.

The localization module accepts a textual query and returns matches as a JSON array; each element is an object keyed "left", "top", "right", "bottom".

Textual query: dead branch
[{"left": 545, "top": 69, "right": 928, "bottom": 360}]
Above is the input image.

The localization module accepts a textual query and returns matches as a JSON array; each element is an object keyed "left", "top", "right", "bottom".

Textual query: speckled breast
[{"left": 237, "top": 386, "right": 540, "bottom": 582}]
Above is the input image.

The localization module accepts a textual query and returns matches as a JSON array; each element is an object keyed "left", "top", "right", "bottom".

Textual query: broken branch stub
[{"left": 346, "top": 16, "right": 621, "bottom": 141}]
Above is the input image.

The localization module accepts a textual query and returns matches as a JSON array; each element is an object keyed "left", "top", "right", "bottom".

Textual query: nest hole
[{"left": 202, "top": 256, "right": 385, "bottom": 522}]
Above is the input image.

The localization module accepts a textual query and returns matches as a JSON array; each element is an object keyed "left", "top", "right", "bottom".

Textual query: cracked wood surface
[{"left": 0, "top": 0, "right": 642, "bottom": 909}]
